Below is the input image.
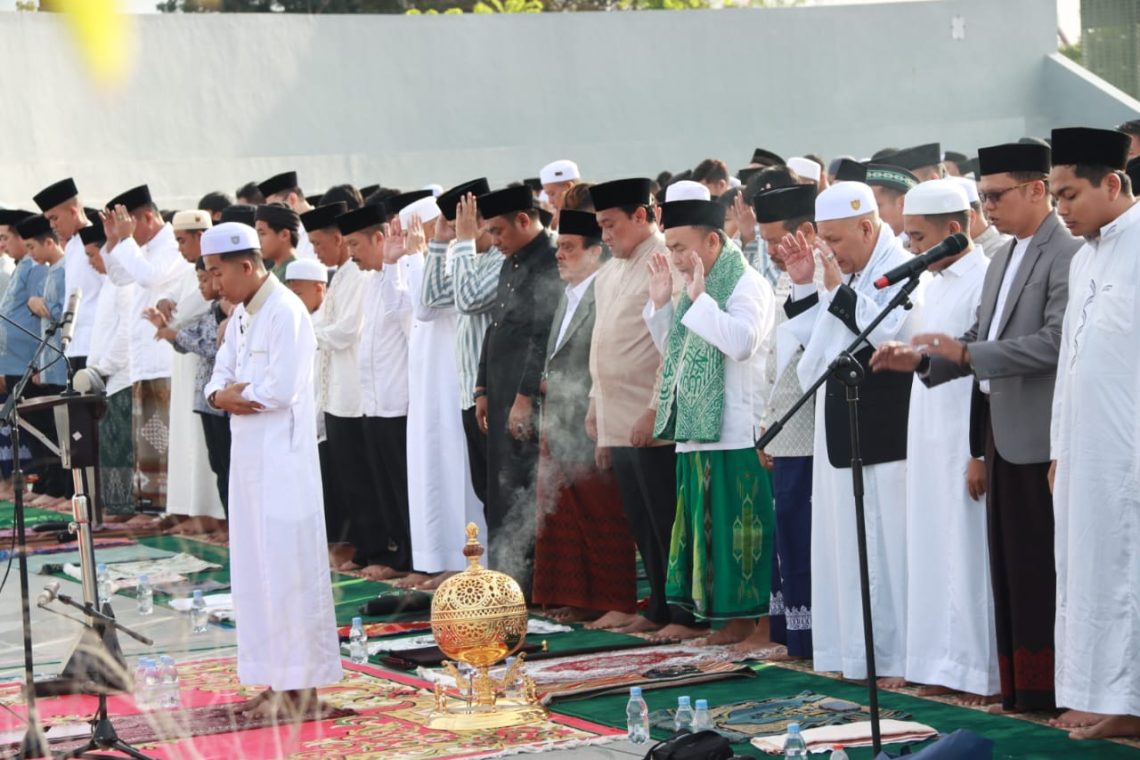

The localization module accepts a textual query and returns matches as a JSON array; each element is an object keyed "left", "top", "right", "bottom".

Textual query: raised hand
[
  {"left": 404, "top": 215, "right": 427, "bottom": 255},
  {"left": 686, "top": 250, "right": 705, "bottom": 301},
  {"left": 647, "top": 251, "right": 674, "bottom": 309},
  {"left": 455, "top": 193, "right": 479, "bottom": 242},
  {"left": 778, "top": 231, "right": 816, "bottom": 285},
  {"left": 433, "top": 213, "right": 455, "bottom": 243},
  {"left": 819, "top": 239, "right": 842, "bottom": 291},
  {"left": 383, "top": 220, "right": 406, "bottom": 264},
  {"left": 107, "top": 204, "right": 135, "bottom": 246}
]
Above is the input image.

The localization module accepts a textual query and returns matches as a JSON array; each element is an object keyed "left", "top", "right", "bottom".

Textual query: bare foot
[
  {"left": 359, "top": 564, "right": 405, "bottom": 582},
  {"left": 701, "top": 619, "right": 755, "bottom": 646},
  {"left": 1050, "top": 709, "right": 1105, "bottom": 728},
  {"left": 728, "top": 623, "right": 782, "bottom": 659},
  {"left": 586, "top": 611, "right": 638, "bottom": 630},
  {"left": 204, "top": 531, "right": 230, "bottom": 546},
  {"left": 646, "top": 623, "right": 708, "bottom": 643},
  {"left": 390, "top": 572, "right": 436, "bottom": 589},
  {"left": 1070, "top": 714, "right": 1140, "bottom": 740},
  {"left": 986, "top": 703, "right": 1024, "bottom": 715},
  {"left": 338, "top": 560, "right": 363, "bottom": 572},
  {"left": 915, "top": 685, "right": 957, "bottom": 697},
  {"left": 878, "top": 677, "right": 907, "bottom": 689},
  {"left": 956, "top": 692, "right": 1000, "bottom": 707},
  {"left": 414, "top": 571, "right": 457, "bottom": 591},
  {"left": 615, "top": 615, "right": 662, "bottom": 635}
]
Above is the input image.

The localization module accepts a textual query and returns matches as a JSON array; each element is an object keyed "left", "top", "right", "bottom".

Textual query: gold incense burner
[{"left": 428, "top": 524, "right": 546, "bottom": 730}]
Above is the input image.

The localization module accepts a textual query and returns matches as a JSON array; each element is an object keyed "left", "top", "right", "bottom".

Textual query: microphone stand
[
  {"left": 757, "top": 273, "right": 921, "bottom": 756},
  {"left": 0, "top": 314, "right": 68, "bottom": 759}
]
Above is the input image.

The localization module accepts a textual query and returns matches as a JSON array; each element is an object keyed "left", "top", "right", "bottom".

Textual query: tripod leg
[{"left": 107, "top": 739, "right": 159, "bottom": 760}]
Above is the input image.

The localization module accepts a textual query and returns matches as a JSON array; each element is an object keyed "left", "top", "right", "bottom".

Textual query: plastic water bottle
[
  {"left": 784, "top": 722, "right": 807, "bottom": 758},
  {"left": 829, "top": 745, "right": 849, "bottom": 760},
  {"left": 96, "top": 563, "right": 112, "bottom": 606},
  {"left": 348, "top": 616, "right": 368, "bottom": 664},
  {"left": 136, "top": 574, "right": 153, "bottom": 616},
  {"left": 158, "top": 655, "right": 180, "bottom": 709},
  {"left": 143, "top": 658, "right": 161, "bottom": 711},
  {"left": 625, "top": 686, "right": 650, "bottom": 744},
  {"left": 692, "top": 699, "right": 712, "bottom": 731},
  {"left": 190, "top": 589, "right": 208, "bottom": 633},
  {"left": 134, "top": 657, "right": 153, "bottom": 709},
  {"left": 674, "top": 695, "right": 694, "bottom": 733}
]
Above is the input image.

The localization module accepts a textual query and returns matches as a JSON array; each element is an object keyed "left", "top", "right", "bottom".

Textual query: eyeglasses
[{"left": 978, "top": 182, "right": 1035, "bottom": 205}]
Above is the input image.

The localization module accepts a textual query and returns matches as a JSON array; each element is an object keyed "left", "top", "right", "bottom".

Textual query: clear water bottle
[
  {"left": 96, "top": 563, "right": 112, "bottom": 606},
  {"left": 142, "top": 658, "right": 161, "bottom": 711},
  {"left": 625, "top": 686, "right": 650, "bottom": 744},
  {"left": 136, "top": 574, "right": 153, "bottom": 616},
  {"left": 674, "top": 695, "right": 694, "bottom": 733},
  {"left": 134, "top": 657, "right": 153, "bottom": 709},
  {"left": 692, "top": 698, "right": 712, "bottom": 731},
  {"left": 784, "top": 722, "right": 807, "bottom": 758},
  {"left": 829, "top": 745, "right": 849, "bottom": 760},
  {"left": 348, "top": 616, "right": 368, "bottom": 664},
  {"left": 190, "top": 589, "right": 208, "bottom": 634},
  {"left": 158, "top": 655, "right": 180, "bottom": 709}
]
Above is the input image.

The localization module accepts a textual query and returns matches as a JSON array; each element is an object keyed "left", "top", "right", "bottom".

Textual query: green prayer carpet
[
  {"left": 550, "top": 663, "right": 1140, "bottom": 759},
  {"left": 0, "top": 500, "right": 66, "bottom": 530}
]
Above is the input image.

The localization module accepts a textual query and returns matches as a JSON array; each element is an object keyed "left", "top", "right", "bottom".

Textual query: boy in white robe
[{"left": 203, "top": 222, "right": 342, "bottom": 718}]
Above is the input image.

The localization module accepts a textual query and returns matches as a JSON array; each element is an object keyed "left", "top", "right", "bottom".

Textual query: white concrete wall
[{"left": 0, "top": 0, "right": 1135, "bottom": 209}]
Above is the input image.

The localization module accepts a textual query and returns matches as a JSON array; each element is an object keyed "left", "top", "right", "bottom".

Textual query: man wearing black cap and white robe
[
  {"left": 914, "top": 141, "right": 1080, "bottom": 714},
  {"left": 32, "top": 178, "right": 102, "bottom": 372},
  {"left": 258, "top": 171, "right": 317, "bottom": 262},
  {"left": 890, "top": 143, "right": 945, "bottom": 183},
  {"left": 102, "top": 185, "right": 195, "bottom": 515},
  {"left": 474, "top": 185, "right": 560, "bottom": 594},
  {"left": 779, "top": 181, "right": 917, "bottom": 685},
  {"left": 1048, "top": 127, "right": 1140, "bottom": 741},
  {"left": 203, "top": 221, "right": 341, "bottom": 719}
]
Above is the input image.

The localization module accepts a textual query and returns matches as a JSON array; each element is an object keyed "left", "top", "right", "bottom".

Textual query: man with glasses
[{"left": 907, "top": 142, "right": 1081, "bottom": 715}]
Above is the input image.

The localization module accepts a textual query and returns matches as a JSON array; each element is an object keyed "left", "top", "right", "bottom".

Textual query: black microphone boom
[{"left": 873, "top": 233, "right": 969, "bottom": 289}]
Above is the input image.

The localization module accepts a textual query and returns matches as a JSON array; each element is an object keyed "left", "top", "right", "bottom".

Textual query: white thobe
[
  {"left": 87, "top": 280, "right": 135, "bottom": 397},
  {"left": 103, "top": 224, "right": 193, "bottom": 382},
  {"left": 62, "top": 231, "right": 103, "bottom": 358},
  {"left": 784, "top": 223, "right": 920, "bottom": 679},
  {"left": 296, "top": 225, "right": 317, "bottom": 262},
  {"left": 404, "top": 251, "right": 485, "bottom": 572},
  {"left": 315, "top": 259, "right": 366, "bottom": 419},
  {"left": 904, "top": 248, "right": 999, "bottom": 696},
  {"left": 166, "top": 277, "right": 225, "bottom": 520},
  {"left": 204, "top": 277, "right": 341, "bottom": 691},
  {"left": 1050, "top": 200, "right": 1140, "bottom": 716}
]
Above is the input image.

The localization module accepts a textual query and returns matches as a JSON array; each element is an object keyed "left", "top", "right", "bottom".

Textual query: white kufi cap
[
  {"left": 948, "top": 176, "right": 980, "bottom": 205},
  {"left": 423, "top": 183, "right": 443, "bottom": 197},
  {"left": 665, "top": 180, "right": 711, "bottom": 202},
  {"left": 539, "top": 159, "right": 580, "bottom": 185},
  {"left": 172, "top": 209, "right": 212, "bottom": 232},
  {"left": 398, "top": 196, "right": 441, "bottom": 228},
  {"left": 787, "top": 157, "right": 822, "bottom": 182},
  {"left": 815, "top": 182, "right": 879, "bottom": 222},
  {"left": 201, "top": 222, "right": 259, "bottom": 256},
  {"left": 285, "top": 258, "right": 329, "bottom": 283},
  {"left": 903, "top": 179, "right": 970, "bottom": 216}
]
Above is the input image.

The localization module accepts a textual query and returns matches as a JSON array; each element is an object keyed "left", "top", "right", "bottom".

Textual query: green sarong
[
  {"left": 100, "top": 387, "right": 135, "bottom": 515},
  {"left": 666, "top": 448, "right": 774, "bottom": 621}
]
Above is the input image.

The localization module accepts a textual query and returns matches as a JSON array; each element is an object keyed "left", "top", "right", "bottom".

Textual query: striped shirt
[{"left": 421, "top": 239, "right": 504, "bottom": 409}]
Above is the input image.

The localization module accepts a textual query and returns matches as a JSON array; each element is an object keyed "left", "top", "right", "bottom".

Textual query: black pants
[
  {"left": 986, "top": 415, "right": 1056, "bottom": 711},
  {"left": 6, "top": 375, "right": 71, "bottom": 498},
  {"left": 461, "top": 405, "right": 487, "bottom": 508},
  {"left": 199, "top": 412, "right": 230, "bottom": 519},
  {"left": 610, "top": 445, "right": 697, "bottom": 627},
  {"left": 353, "top": 416, "right": 412, "bottom": 571},
  {"left": 323, "top": 414, "right": 365, "bottom": 545}
]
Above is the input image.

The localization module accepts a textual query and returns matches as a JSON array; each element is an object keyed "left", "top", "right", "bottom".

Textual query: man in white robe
[
  {"left": 396, "top": 196, "right": 485, "bottom": 589},
  {"left": 1048, "top": 127, "right": 1140, "bottom": 741},
  {"left": 203, "top": 222, "right": 341, "bottom": 717},
  {"left": 780, "top": 182, "right": 919, "bottom": 683},
  {"left": 871, "top": 181, "right": 999, "bottom": 702}
]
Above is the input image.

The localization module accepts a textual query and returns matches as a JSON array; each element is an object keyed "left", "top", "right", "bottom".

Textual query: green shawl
[{"left": 654, "top": 240, "right": 748, "bottom": 443}]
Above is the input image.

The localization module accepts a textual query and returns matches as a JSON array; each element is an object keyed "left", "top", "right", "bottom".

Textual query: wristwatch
[
  {"left": 914, "top": 354, "right": 932, "bottom": 376},
  {"left": 207, "top": 390, "right": 219, "bottom": 409}
]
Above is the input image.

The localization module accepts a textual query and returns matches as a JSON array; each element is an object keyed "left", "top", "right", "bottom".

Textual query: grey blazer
[
  {"left": 540, "top": 281, "right": 598, "bottom": 466},
  {"left": 925, "top": 212, "right": 1081, "bottom": 464}
]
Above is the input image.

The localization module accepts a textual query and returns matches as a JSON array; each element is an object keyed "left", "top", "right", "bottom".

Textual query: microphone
[
  {"left": 59, "top": 288, "right": 82, "bottom": 349},
  {"left": 37, "top": 581, "right": 61, "bottom": 606},
  {"left": 873, "top": 233, "right": 969, "bottom": 290}
]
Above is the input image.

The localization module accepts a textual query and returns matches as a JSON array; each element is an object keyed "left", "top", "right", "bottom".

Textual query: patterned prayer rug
[
  {"left": 420, "top": 644, "right": 752, "bottom": 703},
  {"left": 648, "top": 690, "right": 912, "bottom": 742},
  {"left": 0, "top": 658, "right": 621, "bottom": 759}
]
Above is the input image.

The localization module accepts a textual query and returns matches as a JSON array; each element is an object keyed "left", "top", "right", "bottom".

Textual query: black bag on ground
[{"left": 642, "top": 729, "right": 733, "bottom": 760}]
